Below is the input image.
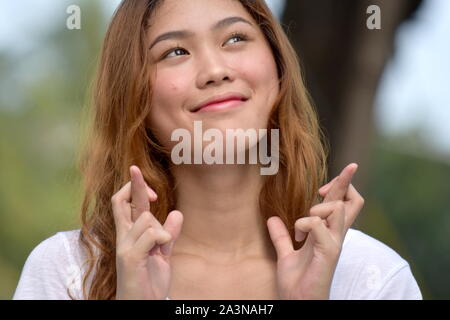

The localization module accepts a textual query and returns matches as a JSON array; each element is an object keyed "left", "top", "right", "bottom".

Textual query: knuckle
[
  {"left": 335, "top": 200, "right": 345, "bottom": 210},
  {"left": 117, "top": 252, "right": 137, "bottom": 267},
  {"left": 164, "top": 230, "right": 172, "bottom": 242},
  {"left": 145, "top": 227, "right": 156, "bottom": 238},
  {"left": 274, "top": 233, "right": 291, "bottom": 245},
  {"left": 116, "top": 246, "right": 129, "bottom": 261},
  {"left": 309, "top": 205, "right": 320, "bottom": 216},
  {"left": 311, "top": 216, "right": 322, "bottom": 226},
  {"left": 360, "top": 196, "right": 365, "bottom": 206},
  {"left": 140, "top": 211, "right": 152, "bottom": 225},
  {"left": 295, "top": 218, "right": 305, "bottom": 228}
]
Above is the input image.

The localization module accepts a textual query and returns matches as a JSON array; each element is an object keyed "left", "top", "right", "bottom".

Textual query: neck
[{"left": 170, "top": 163, "right": 276, "bottom": 264}]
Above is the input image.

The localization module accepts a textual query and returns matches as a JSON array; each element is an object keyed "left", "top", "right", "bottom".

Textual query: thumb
[
  {"left": 160, "top": 210, "right": 184, "bottom": 256},
  {"left": 267, "top": 216, "right": 294, "bottom": 260}
]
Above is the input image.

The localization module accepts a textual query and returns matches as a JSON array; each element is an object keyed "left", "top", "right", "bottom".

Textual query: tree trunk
[{"left": 281, "top": 0, "right": 423, "bottom": 191}]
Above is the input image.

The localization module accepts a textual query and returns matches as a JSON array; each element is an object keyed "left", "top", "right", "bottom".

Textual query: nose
[{"left": 196, "top": 48, "right": 235, "bottom": 88}]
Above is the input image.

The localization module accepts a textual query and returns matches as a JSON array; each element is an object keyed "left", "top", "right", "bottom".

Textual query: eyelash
[{"left": 161, "top": 31, "right": 249, "bottom": 60}]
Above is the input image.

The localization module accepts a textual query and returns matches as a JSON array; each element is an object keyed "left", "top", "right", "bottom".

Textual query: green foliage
[
  {"left": 359, "top": 132, "right": 450, "bottom": 299},
  {"left": 0, "top": 0, "right": 109, "bottom": 299}
]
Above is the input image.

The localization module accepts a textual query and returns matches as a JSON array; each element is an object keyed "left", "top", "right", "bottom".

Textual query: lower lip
[{"left": 195, "top": 99, "right": 246, "bottom": 113}]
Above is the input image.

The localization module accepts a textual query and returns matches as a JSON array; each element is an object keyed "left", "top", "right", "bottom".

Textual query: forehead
[{"left": 147, "top": 0, "right": 253, "bottom": 34}]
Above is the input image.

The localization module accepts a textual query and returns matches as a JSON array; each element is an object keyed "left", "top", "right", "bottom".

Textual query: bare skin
[
  {"left": 168, "top": 248, "right": 279, "bottom": 300},
  {"left": 113, "top": 163, "right": 363, "bottom": 300},
  {"left": 142, "top": 0, "right": 281, "bottom": 299},
  {"left": 112, "top": 0, "right": 365, "bottom": 300}
]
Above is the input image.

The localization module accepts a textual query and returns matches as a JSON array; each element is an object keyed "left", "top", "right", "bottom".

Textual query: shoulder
[
  {"left": 330, "top": 228, "right": 423, "bottom": 300},
  {"left": 341, "top": 228, "right": 406, "bottom": 266},
  {"left": 13, "top": 229, "right": 86, "bottom": 300},
  {"left": 27, "top": 229, "right": 83, "bottom": 266}
]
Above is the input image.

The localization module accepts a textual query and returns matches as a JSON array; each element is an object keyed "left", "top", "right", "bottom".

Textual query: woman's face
[{"left": 146, "top": 0, "right": 279, "bottom": 151}]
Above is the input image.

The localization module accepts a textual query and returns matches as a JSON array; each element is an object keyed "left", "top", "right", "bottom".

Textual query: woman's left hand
[{"left": 267, "top": 163, "right": 365, "bottom": 299}]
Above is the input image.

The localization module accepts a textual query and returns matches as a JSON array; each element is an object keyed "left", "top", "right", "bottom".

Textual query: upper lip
[{"left": 191, "top": 92, "right": 249, "bottom": 112}]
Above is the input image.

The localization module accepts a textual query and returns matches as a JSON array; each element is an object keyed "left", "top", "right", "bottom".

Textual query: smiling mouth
[{"left": 191, "top": 98, "right": 248, "bottom": 113}]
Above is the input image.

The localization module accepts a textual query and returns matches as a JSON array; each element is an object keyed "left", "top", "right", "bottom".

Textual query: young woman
[{"left": 13, "top": 0, "right": 422, "bottom": 300}]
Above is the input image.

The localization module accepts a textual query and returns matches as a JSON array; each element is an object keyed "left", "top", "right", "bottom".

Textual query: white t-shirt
[{"left": 12, "top": 228, "right": 423, "bottom": 300}]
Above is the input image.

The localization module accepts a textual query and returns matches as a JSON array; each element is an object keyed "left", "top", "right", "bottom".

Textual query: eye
[
  {"left": 224, "top": 32, "right": 248, "bottom": 46},
  {"left": 160, "top": 32, "right": 249, "bottom": 60},
  {"left": 162, "top": 45, "right": 188, "bottom": 59}
]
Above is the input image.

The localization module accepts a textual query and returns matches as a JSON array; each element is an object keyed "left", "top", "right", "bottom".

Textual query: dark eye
[
  {"left": 163, "top": 46, "right": 188, "bottom": 59},
  {"left": 225, "top": 32, "right": 248, "bottom": 46},
  {"left": 161, "top": 32, "right": 249, "bottom": 60}
]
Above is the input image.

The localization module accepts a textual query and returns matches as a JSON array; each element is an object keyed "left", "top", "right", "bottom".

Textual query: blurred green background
[{"left": 1, "top": 0, "right": 449, "bottom": 299}]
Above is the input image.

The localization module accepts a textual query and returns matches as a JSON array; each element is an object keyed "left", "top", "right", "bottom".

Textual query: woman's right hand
[{"left": 112, "top": 165, "right": 183, "bottom": 300}]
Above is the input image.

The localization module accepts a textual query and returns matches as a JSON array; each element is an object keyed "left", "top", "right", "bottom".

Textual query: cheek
[
  {"left": 151, "top": 72, "right": 185, "bottom": 112},
  {"left": 236, "top": 48, "right": 278, "bottom": 96},
  {"left": 236, "top": 49, "right": 279, "bottom": 116},
  {"left": 148, "top": 71, "right": 190, "bottom": 144}
]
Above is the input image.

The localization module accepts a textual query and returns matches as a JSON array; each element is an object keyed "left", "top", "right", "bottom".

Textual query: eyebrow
[{"left": 148, "top": 16, "right": 253, "bottom": 50}]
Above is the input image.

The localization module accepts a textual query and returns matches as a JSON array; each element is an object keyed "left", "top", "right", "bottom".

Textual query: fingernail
[{"left": 295, "top": 231, "right": 305, "bottom": 242}]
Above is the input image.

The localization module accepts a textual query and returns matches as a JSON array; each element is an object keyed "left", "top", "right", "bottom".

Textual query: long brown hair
[{"left": 73, "top": 0, "right": 329, "bottom": 300}]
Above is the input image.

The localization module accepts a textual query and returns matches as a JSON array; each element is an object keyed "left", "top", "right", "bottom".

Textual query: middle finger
[
  {"left": 323, "top": 163, "right": 358, "bottom": 203},
  {"left": 342, "top": 183, "right": 365, "bottom": 231}
]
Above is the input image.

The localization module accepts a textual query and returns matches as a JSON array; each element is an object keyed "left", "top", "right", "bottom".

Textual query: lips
[{"left": 191, "top": 93, "right": 249, "bottom": 113}]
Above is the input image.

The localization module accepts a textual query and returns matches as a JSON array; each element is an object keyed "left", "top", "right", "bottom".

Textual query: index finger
[
  {"left": 323, "top": 163, "right": 358, "bottom": 203},
  {"left": 130, "top": 165, "right": 154, "bottom": 222}
]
